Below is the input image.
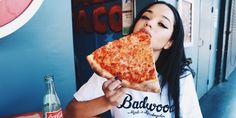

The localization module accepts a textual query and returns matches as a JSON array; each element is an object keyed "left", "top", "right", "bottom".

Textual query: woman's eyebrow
[
  {"left": 145, "top": 9, "right": 153, "bottom": 13},
  {"left": 145, "top": 9, "right": 172, "bottom": 25},
  {"left": 162, "top": 15, "right": 171, "bottom": 24}
]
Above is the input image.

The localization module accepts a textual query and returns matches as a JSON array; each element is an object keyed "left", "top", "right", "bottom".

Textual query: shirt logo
[{"left": 117, "top": 94, "right": 175, "bottom": 117}]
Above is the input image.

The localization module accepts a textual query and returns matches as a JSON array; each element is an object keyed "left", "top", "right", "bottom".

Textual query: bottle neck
[
  {"left": 46, "top": 81, "right": 56, "bottom": 94},
  {"left": 43, "top": 75, "right": 61, "bottom": 105},
  {"left": 44, "top": 75, "right": 57, "bottom": 95}
]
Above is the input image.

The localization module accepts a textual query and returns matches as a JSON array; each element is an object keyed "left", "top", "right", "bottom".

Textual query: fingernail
[{"left": 114, "top": 76, "right": 121, "bottom": 82}]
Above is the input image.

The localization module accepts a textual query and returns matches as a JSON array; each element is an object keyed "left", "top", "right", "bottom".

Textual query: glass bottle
[{"left": 42, "top": 75, "right": 63, "bottom": 118}]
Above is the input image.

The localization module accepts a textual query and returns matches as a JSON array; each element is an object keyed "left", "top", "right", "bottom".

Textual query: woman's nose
[{"left": 144, "top": 22, "right": 152, "bottom": 29}]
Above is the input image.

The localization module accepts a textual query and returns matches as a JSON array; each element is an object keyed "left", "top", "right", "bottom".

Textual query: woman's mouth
[{"left": 140, "top": 28, "right": 151, "bottom": 37}]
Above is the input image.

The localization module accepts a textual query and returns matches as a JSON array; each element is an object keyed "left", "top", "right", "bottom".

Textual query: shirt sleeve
[
  {"left": 74, "top": 73, "right": 107, "bottom": 101},
  {"left": 179, "top": 74, "right": 203, "bottom": 118}
]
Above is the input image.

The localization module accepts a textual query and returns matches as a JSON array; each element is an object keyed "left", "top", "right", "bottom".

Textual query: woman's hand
[{"left": 102, "top": 78, "right": 127, "bottom": 107}]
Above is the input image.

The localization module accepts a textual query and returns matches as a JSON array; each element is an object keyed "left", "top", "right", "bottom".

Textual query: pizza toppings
[{"left": 87, "top": 31, "right": 160, "bottom": 93}]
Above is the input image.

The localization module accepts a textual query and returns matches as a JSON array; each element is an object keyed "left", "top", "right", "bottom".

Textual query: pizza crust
[
  {"left": 122, "top": 78, "right": 160, "bottom": 93},
  {"left": 87, "top": 54, "right": 114, "bottom": 79},
  {"left": 87, "top": 54, "right": 160, "bottom": 93}
]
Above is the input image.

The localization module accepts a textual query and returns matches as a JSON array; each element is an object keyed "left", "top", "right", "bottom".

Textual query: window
[{"left": 178, "top": 0, "right": 193, "bottom": 47}]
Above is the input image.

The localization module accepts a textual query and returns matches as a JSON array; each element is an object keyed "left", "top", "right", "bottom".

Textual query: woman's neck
[{"left": 153, "top": 51, "right": 161, "bottom": 62}]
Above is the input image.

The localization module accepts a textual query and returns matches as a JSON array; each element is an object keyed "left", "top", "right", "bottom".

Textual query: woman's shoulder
[
  {"left": 179, "top": 65, "right": 194, "bottom": 79},
  {"left": 179, "top": 66, "right": 196, "bottom": 89}
]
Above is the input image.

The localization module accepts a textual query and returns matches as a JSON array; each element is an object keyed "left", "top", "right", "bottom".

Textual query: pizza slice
[{"left": 86, "top": 31, "right": 160, "bottom": 93}]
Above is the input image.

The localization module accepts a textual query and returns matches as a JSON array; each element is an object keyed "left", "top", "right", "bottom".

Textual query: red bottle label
[{"left": 45, "top": 108, "right": 63, "bottom": 118}]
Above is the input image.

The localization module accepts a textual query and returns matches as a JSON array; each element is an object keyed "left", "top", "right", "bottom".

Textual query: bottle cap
[{"left": 44, "top": 75, "right": 54, "bottom": 82}]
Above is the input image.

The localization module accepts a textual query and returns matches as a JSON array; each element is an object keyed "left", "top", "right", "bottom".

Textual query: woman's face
[{"left": 133, "top": 4, "right": 175, "bottom": 52}]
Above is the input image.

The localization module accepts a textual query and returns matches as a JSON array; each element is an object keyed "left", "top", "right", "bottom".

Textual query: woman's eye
[
  {"left": 141, "top": 16, "right": 150, "bottom": 20},
  {"left": 158, "top": 23, "right": 168, "bottom": 29}
]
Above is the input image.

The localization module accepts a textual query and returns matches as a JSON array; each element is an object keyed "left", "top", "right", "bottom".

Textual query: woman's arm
[
  {"left": 63, "top": 96, "right": 112, "bottom": 118},
  {"left": 179, "top": 74, "right": 203, "bottom": 118},
  {"left": 64, "top": 79, "right": 127, "bottom": 118}
]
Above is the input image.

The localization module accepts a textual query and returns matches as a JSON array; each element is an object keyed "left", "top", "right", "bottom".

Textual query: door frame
[
  {"left": 221, "top": 0, "right": 233, "bottom": 82},
  {"left": 215, "top": 0, "right": 226, "bottom": 84}
]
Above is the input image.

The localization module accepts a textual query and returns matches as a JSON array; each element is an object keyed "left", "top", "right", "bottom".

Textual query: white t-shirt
[{"left": 74, "top": 72, "right": 202, "bottom": 118}]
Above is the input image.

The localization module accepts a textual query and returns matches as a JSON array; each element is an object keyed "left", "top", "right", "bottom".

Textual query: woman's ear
[{"left": 163, "top": 40, "right": 173, "bottom": 49}]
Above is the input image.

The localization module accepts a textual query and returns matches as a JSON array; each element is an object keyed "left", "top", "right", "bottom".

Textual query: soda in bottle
[{"left": 42, "top": 75, "right": 63, "bottom": 118}]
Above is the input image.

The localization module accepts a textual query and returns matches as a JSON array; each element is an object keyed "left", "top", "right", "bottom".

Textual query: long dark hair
[{"left": 129, "top": 1, "right": 192, "bottom": 118}]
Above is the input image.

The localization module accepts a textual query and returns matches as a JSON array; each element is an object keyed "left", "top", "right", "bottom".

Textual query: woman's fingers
[
  {"left": 103, "top": 79, "right": 121, "bottom": 97},
  {"left": 102, "top": 78, "right": 127, "bottom": 106},
  {"left": 102, "top": 78, "right": 122, "bottom": 91},
  {"left": 102, "top": 79, "right": 113, "bottom": 90},
  {"left": 107, "top": 79, "right": 122, "bottom": 91},
  {"left": 108, "top": 87, "right": 127, "bottom": 105}
]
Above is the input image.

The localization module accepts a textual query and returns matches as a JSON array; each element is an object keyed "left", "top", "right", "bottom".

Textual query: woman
[{"left": 64, "top": 1, "right": 202, "bottom": 118}]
